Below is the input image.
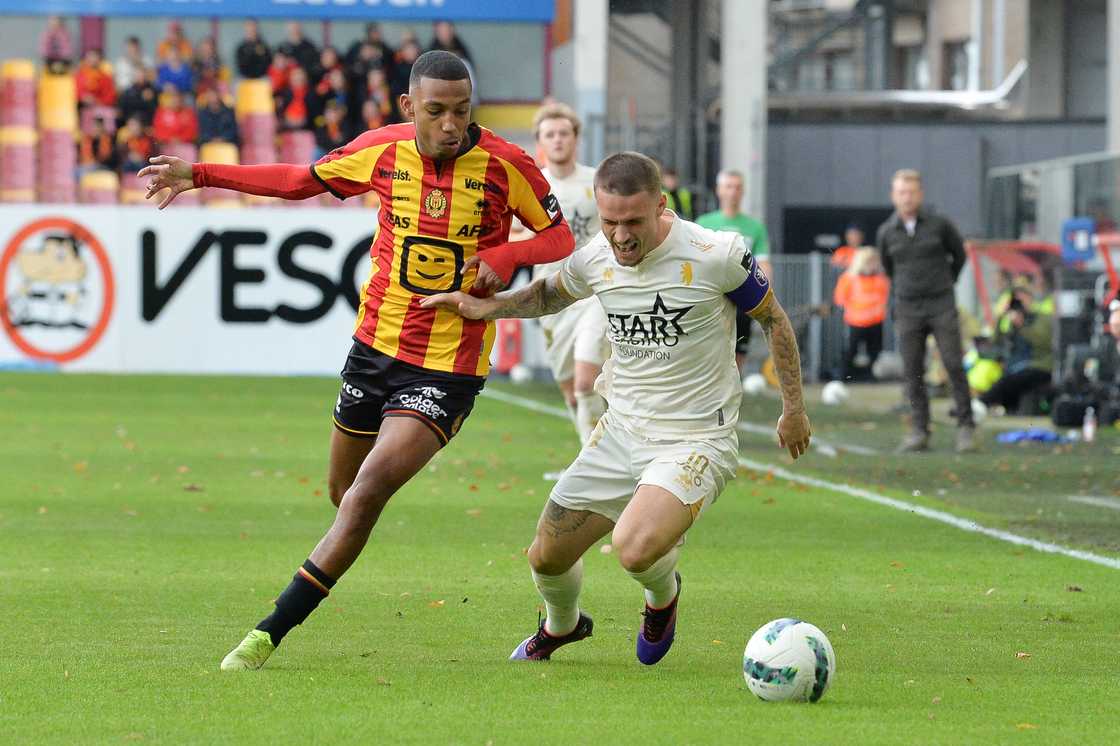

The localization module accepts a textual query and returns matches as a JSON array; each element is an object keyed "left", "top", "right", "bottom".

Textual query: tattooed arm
[
  {"left": 419, "top": 274, "right": 578, "bottom": 320},
  {"left": 749, "top": 292, "right": 812, "bottom": 459}
]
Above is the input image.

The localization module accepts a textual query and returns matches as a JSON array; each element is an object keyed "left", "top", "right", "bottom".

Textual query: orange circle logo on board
[{"left": 0, "top": 217, "right": 115, "bottom": 363}]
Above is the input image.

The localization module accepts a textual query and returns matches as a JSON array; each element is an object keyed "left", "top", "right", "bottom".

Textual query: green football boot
[{"left": 220, "top": 630, "right": 276, "bottom": 671}]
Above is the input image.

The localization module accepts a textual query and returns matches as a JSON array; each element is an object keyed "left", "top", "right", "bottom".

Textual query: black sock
[{"left": 256, "top": 559, "right": 337, "bottom": 646}]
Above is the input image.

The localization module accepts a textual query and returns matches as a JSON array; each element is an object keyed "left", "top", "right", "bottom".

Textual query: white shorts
[
  {"left": 540, "top": 298, "right": 610, "bottom": 383},
  {"left": 550, "top": 412, "right": 739, "bottom": 523}
]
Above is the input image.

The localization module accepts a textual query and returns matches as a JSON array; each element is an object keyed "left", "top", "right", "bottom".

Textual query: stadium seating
[
  {"left": 235, "top": 79, "right": 277, "bottom": 206},
  {"left": 79, "top": 169, "right": 119, "bottom": 204},
  {"left": 1, "top": 59, "right": 37, "bottom": 203},
  {"left": 37, "top": 71, "right": 77, "bottom": 203}
]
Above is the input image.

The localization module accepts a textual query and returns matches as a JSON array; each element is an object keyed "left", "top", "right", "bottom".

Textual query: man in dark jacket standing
[{"left": 877, "top": 169, "right": 976, "bottom": 453}]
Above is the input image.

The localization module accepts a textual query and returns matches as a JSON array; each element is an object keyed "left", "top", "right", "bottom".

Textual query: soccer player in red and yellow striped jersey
[{"left": 140, "top": 52, "right": 575, "bottom": 670}]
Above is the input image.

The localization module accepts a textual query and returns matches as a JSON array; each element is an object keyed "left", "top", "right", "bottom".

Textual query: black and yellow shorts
[{"left": 332, "top": 340, "right": 485, "bottom": 446}]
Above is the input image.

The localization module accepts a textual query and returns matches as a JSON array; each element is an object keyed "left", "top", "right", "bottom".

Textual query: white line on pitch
[
  {"left": 1068, "top": 495, "right": 1120, "bottom": 511},
  {"left": 482, "top": 387, "right": 1120, "bottom": 572}
]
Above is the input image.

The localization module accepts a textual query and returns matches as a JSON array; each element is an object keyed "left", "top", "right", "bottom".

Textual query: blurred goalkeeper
[
  {"left": 423, "top": 152, "right": 811, "bottom": 665},
  {"left": 140, "top": 51, "right": 575, "bottom": 671}
]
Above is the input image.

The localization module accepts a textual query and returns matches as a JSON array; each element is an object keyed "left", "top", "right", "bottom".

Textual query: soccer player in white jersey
[
  {"left": 422, "top": 152, "right": 811, "bottom": 665},
  {"left": 529, "top": 102, "right": 608, "bottom": 443}
]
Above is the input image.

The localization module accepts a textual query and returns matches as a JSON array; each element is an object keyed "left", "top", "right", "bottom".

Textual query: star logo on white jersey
[
  {"left": 569, "top": 210, "right": 595, "bottom": 246},
  {"left": 607, "top": 293, "right": 694, "bottom": 348}
]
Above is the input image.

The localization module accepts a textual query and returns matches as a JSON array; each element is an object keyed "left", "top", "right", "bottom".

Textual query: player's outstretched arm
[
  {"left": 421, "top": 274, "right": 578, "bottom": 321},
  {"left": 749, "top": 293, "right": 812, "bottom": 459},
  {"left": 139, "top": 155, "right": 327, "bottom": 209}
]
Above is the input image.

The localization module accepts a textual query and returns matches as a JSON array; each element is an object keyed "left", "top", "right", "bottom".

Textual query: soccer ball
[
  {"left": 743, "top": 618, "right": 836, "bottom": 703},
  {"left": 509, "top": 363, "right": 533, "bottom": 384},
  {"left": 742, "top": 373, "right": 767, "bottom": 396},
  {"left": 820, "top": 380, "right": 849, "bottom": 406}
]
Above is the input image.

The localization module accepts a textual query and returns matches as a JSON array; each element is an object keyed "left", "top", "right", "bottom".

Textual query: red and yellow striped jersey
[{"left": 311, "top": 123, "right": 560, "bottom": 377}]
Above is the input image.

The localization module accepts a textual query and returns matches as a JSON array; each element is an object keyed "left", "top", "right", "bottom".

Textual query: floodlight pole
[
  {"left": 1110, "top": 0, "right": 1120, "bottom": 152},
  {"left": 720, "top": 0, "right": 767, "bottom": 225}
]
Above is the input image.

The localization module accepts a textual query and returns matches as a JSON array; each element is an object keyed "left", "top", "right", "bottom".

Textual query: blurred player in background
[
  {"left": 140, "top": 51, "right": 575, "bottom": 671},
  {"left": 697, "top": 169, "right": 772, "bottom": 373},
  {"left": 423, "top": 152, "right": 810, "bottom": 665},
  {"left": 525, "top": 102, "right": 608, "bottom": 445}
]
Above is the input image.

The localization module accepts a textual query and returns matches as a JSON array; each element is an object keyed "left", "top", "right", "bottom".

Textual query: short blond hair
[
  {"left": 892, "top": 168, "right": 922, "bottom": 185},
  {"left": 533, "top": 102, "right": 581, "bottom": 140}
]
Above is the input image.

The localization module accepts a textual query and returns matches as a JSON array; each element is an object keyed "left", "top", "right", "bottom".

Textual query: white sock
[
  {"left": 531, "top": 559, "right": 583, "bottom": 636},
  {"left": 574, "top": 390, "right": 606, "bottom": 444},
  {"left": 626, "top": 547, "right": 679, "bottom": 609},
  {"left": 564, "top": 399, "right": 579, "bottom": 434}
]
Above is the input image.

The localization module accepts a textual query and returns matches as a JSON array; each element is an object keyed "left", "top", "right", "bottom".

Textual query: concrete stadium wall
[{"left": 766, "top": 120, "right": 1107, "bottom": 251}]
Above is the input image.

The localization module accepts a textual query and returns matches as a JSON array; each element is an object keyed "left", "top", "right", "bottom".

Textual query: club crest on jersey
[
  {"left": 607, "top": 292, "right": 694, "bottom": 348},
  {"left": 424, "top": 188, "right": 448, "bottom": 219}
]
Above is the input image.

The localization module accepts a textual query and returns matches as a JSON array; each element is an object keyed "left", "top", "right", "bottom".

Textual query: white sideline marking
[
  {"left": 483, "top": 388, "right": 1120, "bottom": 572},
  {"left": 736, "top": 421, "right": 876, "bottom": 457},
  {"left": 1068, "top": 496, "right": 1120, "bottom": 512}
]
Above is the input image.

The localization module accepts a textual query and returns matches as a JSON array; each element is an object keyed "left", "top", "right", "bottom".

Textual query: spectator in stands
[
  {"left": 315, "top": 68, "right": 349, "bottom": 116},
  {"left": 117, "top": 115, "right": 153, "bottom": 174},
  {"left": 192, "top": 37, "right": 230, "bottom": 98},
  {"left": 276, "top": 66, "right": 316, "bottom": 132},
  {"left": 76, "top": 49, "right": 116, "bottom": 109},
  {"left": 236, "top": 19, "right": 272, "bottom": 79},
  {"left": 830, "top": 224, "right": 865, "bottom": 269},
  {"left": 315, "top": 100, "right": 349, "bottom": 155},
  {"left": 364, "top": 68, "right": 393, "bottom": 129},
  {"left": 977, "top": 294, "right": 1054, "bottom": 415},
  {"left": 153, "top": 85, "right": 198, "bottom": 145},
  {"left": 157, "top": 48, "right": 194, "bottom": 98},
  {"left": 197, "top": 89, "right": 238, "bottom": 146},
  {"left": 268, "top": 50, "right": 294, "bottom": 95},
  {"left": 278, "top": 22, "right": 320, "bottom": 79},
  {"left": 318, "top": 47, "right": 343, "bottom": 85},
  {"left": 833, "top": 248, "right": 891, "bottom": 381},
  {"left": 389, "top": 40, "right": 421, "bottom": 115},
  {"left": 78, "top": 115, "right": 117, "bottom": 175},
  {"left": 876, "top": 168, "right": 975, "bottom": 452},
  {"left": 346, "top": 22, "right": 393, "bottom": 73},
  {"left": 114, "top": 37, "right": 152, "bottom": 92},
  {"left": 429, "top": 21, "right": 473, "bottom": 64},
  {"left": 118, "top": 67, "right": 158, "bottom": 128},
  {"left": 157, "top": 21, "right": 192, "bottom": 63},
  {"left": 661, "top": 166, "right": 695, "bottom": 221},
  {"left": 40, "top": 15, "right": 73, "bottom": 74}
]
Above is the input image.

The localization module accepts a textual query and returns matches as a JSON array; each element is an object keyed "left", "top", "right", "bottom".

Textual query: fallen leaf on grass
[
  {"left": 841, "top": 623, "right": 848, "bottom": 632},
  {"left": 183, "top": 484, "right": 204, "bottom": 492},
  {"left": 890, "top": 561, "right": 904, "bottom": 568},
  {"left": 965, "top": 676, "right": 975, "bottom": 685},
  {"left": 931, "top": 696, "right": 942, "bottom": 705},
  {"left": 497, "top": 482, "right": 510, "bottom": 491},
  {"left": 762, "top": 497, "right": 776, "bottom": 505},
  {"left": 428, "top": 600, "right": 445, "bottom": 608},
  {"left": 73, "top": 461, "right": 88, "bottom": 474},
  {"left": 468, "top": 484, "right": 479, "bottom": 492},
  {"left": 985, "top": 588, "right": 995, "bottom": 596},
  {"left": 38, "top": 506, "right": 48, "bottom": 514},
  {"left": 177, "top": 465, "right": 190, "bottom": 474},
  {"left": 1016, "top": 723, "right": 1038, "bottom": 730},
  {"left": 1066, "top": 585, "right": 1083, "bottom": 592},
  {"left": 711, "top": 640, "right": 723, "bottom": 645},
  {"left": 465, "top": 508, "right": 482, "bottom": 517},
  {"left": 1015, "top": 651, "right": 1032, "bottom": 659},
  {"left": 376, "top": 677, "right": 391, "bottom": 686}
]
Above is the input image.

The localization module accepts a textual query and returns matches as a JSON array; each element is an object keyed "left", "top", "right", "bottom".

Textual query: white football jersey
[
  {"left": 533, "top": 163, "right": 600, "bottom": 281},
  {"left": 557, "top": 214, "right": 771, "bottom": 438}
]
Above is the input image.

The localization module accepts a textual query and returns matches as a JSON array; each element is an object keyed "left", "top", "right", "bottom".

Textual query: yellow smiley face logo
[{"left": 400, "top": 236, "right": 464, "bottom": 295}]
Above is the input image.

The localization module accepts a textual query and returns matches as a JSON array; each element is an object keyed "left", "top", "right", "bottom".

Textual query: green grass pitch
[{"left": 1, "top": 373, "right": 1117, "bottom": 744}]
